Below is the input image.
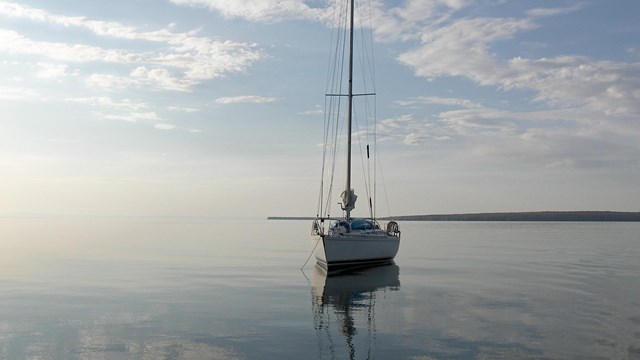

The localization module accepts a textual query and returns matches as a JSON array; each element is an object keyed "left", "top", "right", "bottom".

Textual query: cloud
[
  {"left": 85, "top": 67, "right": 200, "bottom": 92},
  {"left": 402, "top": 132, "right": 426, "bottom": 146},
  {"left": 130, "top": 66, "right": 192, "bottom": 92},
  {"left": 154, "top": 123, "right": 176, "bottom": 130},
  {"left": 526, "top": 4, "right": 583, "bottom": 18},
  {"left": 0, "top": 29, "right": 141, "bottom": 63},
  {"left": 468, "top": 125, "right": 640, "bottom": 169},
  {"left": 395, "top": 96, "right": 483, "bottom": 109},
  {"left": 168, "top": 0, "right": 328, "bottom": 23},
  {"left": 390, "top": 9, "right": 640, "bottom": 169},
  {"left": 398, "top": 17, "right": 537, "bottom": 83},
  {"left": 97, "top": 0, "right": 640, "bottom": 169},
  {"left": 368, "top": 0, "right": 471, "bottom": 42},
  {"left": 85, "top": 74, "right": 138, "bottom": 90},
  {"left": 377, "top": 114, "right": 452, "bottom": 146},
  {"left": 504, "top": 57, "right": 640, "bottom": 117},
  {"left": 166, "top": 0, "right": 467, "bottom": 43},
  {"left": 390, "top": 98, "right": 640, "bottom": 168},
  {"left": 396, "top": 14, "right": 640, "bottom": 127},
  {"left": 35, "top": 62, "right": 68, "bottom": 79},
  {"left": 168, "top": 106, "right": 199, "bottom": 113},
  {"left": 0, "top": 1, "right": 210, "bottom": 44},
  {"left": 0, "top": 1, "right": 266, "bottom": 92},
  {"left": 95, "top": 111, "right": 161, "bottom": 123},
  {"left": 299, "top": 109, "right": 323, "bottom": 116},
  {"left": 0, "top": 86, "right": 40, "bottom": 100},
  {"left": 64, "top": 96, "right": 147, "bottom": 111},
  {"left": 204, "top": 0, "right": 464, "bottom": 41},
  {"left": 88, "top": 106, "right": 194, "bottom": 132},
  {"left": 91, "top": 110, "right": 194, "bottom": 132},
  {"left": 214, "top": 95, "right": 277, "bottom": 104}
]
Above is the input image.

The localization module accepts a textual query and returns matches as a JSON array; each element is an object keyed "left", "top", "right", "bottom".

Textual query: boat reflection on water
[{"left": 310, "top": 263, "right": 400, "bottom": 360}]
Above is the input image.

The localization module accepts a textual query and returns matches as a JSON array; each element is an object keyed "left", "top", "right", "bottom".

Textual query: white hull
[{"left": 311, "top": 230, "right": 400, "bottom": 269}]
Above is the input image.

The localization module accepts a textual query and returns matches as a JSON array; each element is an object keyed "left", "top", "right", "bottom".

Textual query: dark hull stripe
[{"left": 316, "top": 256, "right": 395, "bottom": 271}]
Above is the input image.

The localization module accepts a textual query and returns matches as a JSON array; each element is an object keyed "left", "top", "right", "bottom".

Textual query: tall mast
[{"left": 345, "top": 0, "right": 354, "bottom": 220}]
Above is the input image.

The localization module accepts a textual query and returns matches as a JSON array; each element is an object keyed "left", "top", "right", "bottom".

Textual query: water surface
[{"left": 1, "top": 218, "right": 639, "bottom": 359}]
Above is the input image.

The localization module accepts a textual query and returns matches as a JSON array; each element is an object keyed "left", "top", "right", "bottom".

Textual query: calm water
[{"left": 1, "top": 218, "right": 639, "bottom": 360}]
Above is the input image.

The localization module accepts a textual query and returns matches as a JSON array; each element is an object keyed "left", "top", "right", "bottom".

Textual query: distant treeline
[
  {"left": 390, "top": 211, "right": 640, "bottom": 222},
  {"left": 268, "top": 211, "right": 640, "bottom": 222}
]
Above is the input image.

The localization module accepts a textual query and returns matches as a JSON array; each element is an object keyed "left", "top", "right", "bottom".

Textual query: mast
[{"left": 345, "top": 0, "right": 354, "bottom": 220}]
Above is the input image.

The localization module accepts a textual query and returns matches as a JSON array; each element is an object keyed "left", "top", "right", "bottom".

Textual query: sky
[{"left": 1, "top": 0, "right": 639, "bottom": 218}]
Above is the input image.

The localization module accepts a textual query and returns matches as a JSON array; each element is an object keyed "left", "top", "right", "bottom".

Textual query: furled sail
[{"left": 340, "top": 189, "right": 357, "bottom": 212}]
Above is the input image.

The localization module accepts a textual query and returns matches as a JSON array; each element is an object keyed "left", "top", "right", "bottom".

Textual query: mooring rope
[{"left": 301, "top": 235, "right": 321, "bottom": 270}]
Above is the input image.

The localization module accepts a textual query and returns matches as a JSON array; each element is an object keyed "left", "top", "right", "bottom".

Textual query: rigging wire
[
  {"left": 353, "top": 107, "right": 373, "bottom": 219},
  {"left": 376, "top": 149, "right": 393, "bottom": 217},
  {"left": 319, "top": 1, "right": 349, "bottom": 217},
  {"left": 316, "top": 0, "right": 390, "bottom": 220},
  {"left": 325, "top": 4, "right": 349, "bottom": 216},
  {"left": 354, "top": 0, "right": 377, "bottom": 219},
  {"left": 301, "top": 235, "right": 321, "bottom": 270},
  {"left": 364, "top": 0, "right": 378, "bottom": 219}
]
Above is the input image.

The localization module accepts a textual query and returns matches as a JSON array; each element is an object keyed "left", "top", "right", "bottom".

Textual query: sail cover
[{"left": 340, "top": 189, "right": 357, "bottom": 212}]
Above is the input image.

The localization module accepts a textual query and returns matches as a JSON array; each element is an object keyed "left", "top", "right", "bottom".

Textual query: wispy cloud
[
  {"left": 35, "top": 62, "right": 69, "bottom": 79},
  {"left": 395, "top": 96, "right": 483, "bottom": 109},
  {"left": 398, "top": 17, "right": 537, "bottom": 83},
  {"left": 214, "top": 95, "right": 277, "bottom": 105},
  {"left": 391, "top": 97, "right": 640, "bottom": 168},
  {"left": 64, "top": 96, "right": 147, "bottom": 111},
  {"left": 299, "top": 105, "right": 323, "bottom": 116},
  {"left": 168, "top": 0, "right": 328, "bottom": 23},
  {"left": 84, "top": 103, "right": 191, "bottom": 131},
  {"left": 154, "top": 123, "right": 176, "bottom": 130},
  {"left": 0, "top": 29, "right": 140, "bottom": 63},
  {"left": 166, "top": 0, "right": 465, "bottom": 43},
  {"left": 168, "top": 106, "right": 200, "bottom": 113},
  {"left": 85, "top": 74, "right": 138, "bottom": 90},
  {"left": 130, "top": 66, "right": 193, "bottom": 92},
  {"left": 395, "top": 13, "right": 640, "bottom": 126},
  {"left": 95, "top": 111, "right": 161, "bottom": 123},
  {"left": 526, "top": 4, "right": 583, "bottom": 18},
  {"left": 0, "top": 86, "right": 40, "bottom": 100},
  {"left": 378, "top": 114, "right": 453, "bottom": 146},
  {"left": 389, "top": 9, "right": 640, "bottom": 169},
  {"left": 0, "top": 1, "right": 266, "bottom": 92}
]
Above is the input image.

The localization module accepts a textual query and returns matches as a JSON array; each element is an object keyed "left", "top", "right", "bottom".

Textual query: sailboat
[{"left": 310, "top": 0, "right": 400, "bottom": 270}]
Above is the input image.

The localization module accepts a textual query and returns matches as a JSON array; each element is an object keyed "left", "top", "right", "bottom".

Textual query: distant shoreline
[{"left": 268, "top": 211, "right": 640, "bottom": 222}]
